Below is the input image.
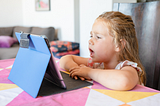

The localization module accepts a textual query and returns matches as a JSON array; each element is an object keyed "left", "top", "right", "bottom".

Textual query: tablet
[{"left": 41, "top": 35, "right": 66, "bottom": 89}]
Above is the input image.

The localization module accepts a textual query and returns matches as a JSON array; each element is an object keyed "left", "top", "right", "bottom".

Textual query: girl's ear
[
  {"left": 115, "top": 39, "right": 126, "bottom": 52},
  {"left": 115, "top": 44, "right": 120, "bottom": 52}
]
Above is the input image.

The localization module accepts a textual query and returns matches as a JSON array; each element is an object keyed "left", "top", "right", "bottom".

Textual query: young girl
[{"left": 59, "top": 11, "right": 146, "bottom": 90}]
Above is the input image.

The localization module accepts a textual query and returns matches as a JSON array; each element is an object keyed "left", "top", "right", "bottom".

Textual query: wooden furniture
[{"left": 113, "top": 1, "right": 160, "bottom": 90}]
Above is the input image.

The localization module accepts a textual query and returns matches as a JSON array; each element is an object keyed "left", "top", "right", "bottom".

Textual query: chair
[{"left": 113, "top": 1, "right": 160, "bottom": 90}]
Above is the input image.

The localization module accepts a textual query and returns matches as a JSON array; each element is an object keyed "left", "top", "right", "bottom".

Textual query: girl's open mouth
[{"left": 89, "top": 48, "right": 94, "bottom": 57}]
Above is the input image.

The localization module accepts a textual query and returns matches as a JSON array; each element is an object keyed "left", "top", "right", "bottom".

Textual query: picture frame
[{"left": 35, "top": 0, "right": 50, "bottom": 11}]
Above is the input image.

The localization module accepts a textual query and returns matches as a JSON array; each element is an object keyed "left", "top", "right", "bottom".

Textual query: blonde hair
[{"left": 97, "top": 11, "right": 146, "bottom": 85}]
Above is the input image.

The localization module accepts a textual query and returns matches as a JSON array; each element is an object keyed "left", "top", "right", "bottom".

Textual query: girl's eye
[
  {"left": 90, "top": 31, "right": 93, "bottom": 38},
  {"left": 96, "top": 36, "right": 101, "bottom": 39}
]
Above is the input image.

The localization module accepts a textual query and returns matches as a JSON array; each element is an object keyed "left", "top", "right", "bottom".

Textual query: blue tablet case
[{"left": 8, "top": 32, "right": 51, "bottom": 98}]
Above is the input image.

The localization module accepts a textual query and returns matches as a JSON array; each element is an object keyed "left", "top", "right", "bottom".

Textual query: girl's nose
[{"left": 88, "top": 39, "right": 94, "bottom": 45}]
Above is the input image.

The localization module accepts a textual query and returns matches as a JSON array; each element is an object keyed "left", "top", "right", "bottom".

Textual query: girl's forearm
[
  {"left": 88, "top": 69, "right": 136, "bottom": 90},
  {"left": 59, "top": 55, "right": 89, "bottom": 71},
  {"left": 59, "top": 55, "right": 79, "bottom": 71}
]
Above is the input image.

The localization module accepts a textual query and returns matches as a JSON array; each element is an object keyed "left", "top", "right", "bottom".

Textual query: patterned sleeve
[
  {"left": 87, "top": 58, "right": 94, "bottom": 68},
  {"left": 116, "top": 60, "right": 142, "bottom": 73}
]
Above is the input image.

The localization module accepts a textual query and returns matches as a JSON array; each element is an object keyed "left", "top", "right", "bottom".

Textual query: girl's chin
[
  {"left": 90, "top": 57, "right": 97, "bottom": 61},
  {"left": 90, "top": 57, "right": 104, "bottom": 63}
]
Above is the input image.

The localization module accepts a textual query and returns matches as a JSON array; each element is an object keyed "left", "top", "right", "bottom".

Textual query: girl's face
[{"left": 89, "top": 19, "right": 118, "bottom": 63}]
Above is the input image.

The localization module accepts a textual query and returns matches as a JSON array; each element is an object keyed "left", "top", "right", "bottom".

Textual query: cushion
[
  {"left": 0, "top": 27, "right": 13, "bottom": 37},
  {"left": 13, "top": 26, "right": 32, "bottom": 39},
  {"left": 30, "top": 27, "right": 57, "bottom": 41},
  {"left": 50, "top": 41, "right": 79, "bottom": 58},
  {"left": 52, "top": 49, "right": 80, "bottom": 59},
  {"left": 0, "top": 36, "right": 18, "bottom": 48}
]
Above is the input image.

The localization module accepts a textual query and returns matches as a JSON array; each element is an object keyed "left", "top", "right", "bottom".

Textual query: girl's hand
[
  {"left": 69, "top": 64, "right": 92, "bottom": 80},
  {"left": 69, "top": 65, "right": 86, "bottom": 80},
  {"left": 69, "top": 66, "right": 81, "bottom": 80}
]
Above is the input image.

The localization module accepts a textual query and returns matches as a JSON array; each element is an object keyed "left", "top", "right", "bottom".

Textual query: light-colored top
[{"left": 87, "top": 58, "right": 143, "bottom": 84}]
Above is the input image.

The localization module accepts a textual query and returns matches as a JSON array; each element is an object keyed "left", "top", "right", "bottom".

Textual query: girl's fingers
[
  {"left": 69, "top": 69, "right": 74, "bottom": 76},
  {"left": 70, "top": 71, "right": 84, "bottom": 80},
  {"left": 69, "top": 66, "right": 79, "bottom": 72},
  {"left": 69, "top": 66, "right": 87, "bottom": 81},
  {"left": 79, "top": 77, "right": 85, "bottom": 80},
  {"left": 74, "top": 76, "right": 78, "bottom": 80},
  {"left": 69, "top": 70, "right": 76, "bottom": 78}
]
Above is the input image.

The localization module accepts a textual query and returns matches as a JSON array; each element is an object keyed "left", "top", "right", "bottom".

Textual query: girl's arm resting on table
[
  {"left": 60, "top": 55, "right": 139, "bottom": 90},
  {"left": 70, "top": 65, "right": 139, "bottom": 90},
  {"left": 59, "top": 55, "right": 88, "bottom": 71},
  {"left": 88, "top": 66, "right": 139, "bottom": 90}
]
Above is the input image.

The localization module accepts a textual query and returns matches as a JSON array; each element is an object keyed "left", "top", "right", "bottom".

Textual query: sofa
[{"left": 0, "top": 26, "right": 57, "bottom": 60}]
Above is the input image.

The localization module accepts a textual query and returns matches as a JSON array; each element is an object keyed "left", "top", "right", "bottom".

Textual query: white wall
[
  {"left": 79, "top": 0, "right": 113, "bottom": 57},
  {"left": 0, "top": 0, "right": 23, "bottom": 27},
  {"left": 0, "top": 0, "right": 137, "bottom": 57},
  {"left": 113, "top": 0, "right": 137, "bottom": 3},
  {"left": 22, "top": 0, "right": 75, "bottom": 41},
  {"left": 0, "top": 0, "right": 75, "bottom": 41}
]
